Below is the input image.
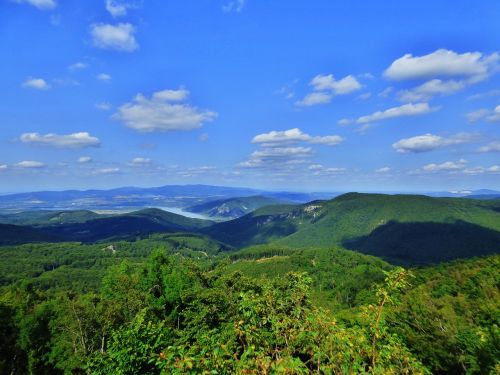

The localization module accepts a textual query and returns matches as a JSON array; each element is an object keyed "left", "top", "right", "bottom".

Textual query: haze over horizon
[{"left": 1, "top": 0, "right": 500, "bottom": 193}]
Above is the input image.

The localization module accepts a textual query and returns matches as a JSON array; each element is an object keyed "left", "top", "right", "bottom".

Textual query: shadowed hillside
[{"left": 204, "top": 193, "right": 500, "bottom": 264}]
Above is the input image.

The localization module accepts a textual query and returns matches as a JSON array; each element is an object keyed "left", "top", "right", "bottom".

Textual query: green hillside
[
  {"left": 186, "top": 195, "right": 288, "bottom": 219},
  {"left": 0, "top": 209, "right": 102, "bottom": 226},
  {"left": 0, "top": 223, "right": 61, "bottom": 245},
  {"left": 204, "top": 193, "right": 500, "bottom": 264},
  {"left": 38, "top": 208, "right": 214, "bottom": 243}
]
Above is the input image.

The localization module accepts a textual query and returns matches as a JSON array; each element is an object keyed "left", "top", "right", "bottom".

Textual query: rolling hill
[
  {"left": 0, "top": 208, "right": 214, "bottom": 244},
  {"left": 0, "top": 210, "right": 102, "bottom": 226},
  {"left": 185, "top": 195, "right": 289, "bottom": 219},
  {"left": 203, "top": 193, "right": 500, "bottom": 264},
  {"left": 0, "top": 223, "right": 61, "bottom": 245}
]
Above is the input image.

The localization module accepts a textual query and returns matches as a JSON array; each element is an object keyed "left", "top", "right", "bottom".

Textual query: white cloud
[
  {"left": 384, "top": 49, "right": 499, "bottom": 81},
  {"left": 466, "top": 105, "right": 500, "bottom": 123},
  {"left": 479, "top": 141, "right": 500, "bottom": 153},
  {"left": 22, "top": 78, "right": 50, "bottom": 90},
  {"left": 375, "top": 167, "right": 391, "bottom": 173},
  {"left": 0, "top": 164, "right": 8, "bottom": 170},
  {"left": 152, "top": 88, "right": 189, "bottom": 102},
  {"left": 295, "top": 92, "right": 332, "bottom": 107},
  {"left": 296, "top": 74, "right": 362, "bottom": 106},
  {"left": 399, "top": 79, "right": 465, "bottom": 102},
  {"left": 222, "top": 0, "right": 246, "bottom": 13},
  {"left": 68, "top": 62, "right": 88, "bottom": 70},
  {"left": 358, "top": 92, "right": 372, "bottom": 100},
  {"left": 337, "top": 118, "right": 353, "bottom": 126},
  {"left": 113, "top": 88, "right": 217, "bottom": 132},
  {"left": 78, "top": 156, "right": 92, "bottom": 163},
  {"left": 93, "top": 167, "right": 120, "bottom": 174},
  {"left": 95, "top": 102, "right": 112, "bottom": 110},
  {"left": 130, "top": 157, "right": 151, "bottom": 166},
  {"left": 20, "top": 132, "right": 101, "bottom": 148},
  {"left": 466, "top": 108, "right": 490, "bottom": 123},
  {"left": 392, "top": 133, "right": 477, "bottom": 153},
  {"left": 252, "top": 128, "right": 343, "bottom": 146},
  {"left": 198, "top": 133, "right": 209, "bottom": 142},
  {"left": 97, "top": 73, "right": 112, "bottom": 82},
  {"left": 310, "top": 74, "right": 362, "bottom": 94},
  {"left": 106, "top": 0, "right": 131, "bottom": 17},
  {"left": 422, "top": 159, "right": 468, "bottom": 172},
  {"left": 307, "top": 164, "right": 346, "bottom": 176},
  {"left": 239, "top": 146, "right": 312, "bottom": 169},
  {"left": 13, "top": 0, "right": 56, "bottom": 10},
  {"left": 90, "top": 23, "right": 138, "bottom": 52},
  {"left": 16, "top": 160, "right": 45, "bottom": 168},
  {"left": 354, "top": 102, "right": 434, "bottom": 124},
  {"left": 463, "top": 165, "right": 500, "bottom": 175}
]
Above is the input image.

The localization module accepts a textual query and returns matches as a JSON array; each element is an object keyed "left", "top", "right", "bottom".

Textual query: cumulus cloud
[
  {"left": 307, "top": 164, "right": 346, "bottom": 176},
  {"left": 422, "top": 159, "right": 468, "bottom": 172},
  {"left": 0, "top": 164, "right": 8, "bottom": 170},
  {"left": 130, "top": 157, "right": 151, "bottom": 166},
  {"left": 16, "top": 160, "right": 45, "bottom": 168},
  {"left": 466, "top": 105, "right": 500, "bottom": 123},
  {"left": 78, "top": 156, "right": 92, "bottom": 163},
  {"left": 252, "top": 128, "right": 343, "bottom": 146},
  {"left": 466, "top": 108, "right": 491, "bottom": 123},
  {"left": 20, "top": 132, "right": 101, "bottom": 148},
  {"left": 296, "top": 74, "right": 362, "bottom": 106},
  {"left": 93, "top": 167, "right": 120, "bottom": 174},
  {"left": 105, "top": 0, "right": 139, "bottom": 17},
  {"left": 90, "top": 23, "right": 138, "bottom": 52},
  {"left": 239, "top": 147, "right": 312, "bottom": 169},
  {"left": 392, "top": 133, "right": 477, "bottom": 153},
  {"left": 310, "top": 74, "right": 361, "bottom": 94},
  {"left": 295, "top": 92, "right": 332, "bottom": 107},
  {"left": 375, "top": 167, "right": 391, "bottom": 173},
  {"left": 384, "top": 49, "right": 499, "bottom": 81},
  {"left": 463, "top": 165, "right": 500, "bottom": 175},
  {"left": 13, "top": 0, "right": 56, "bottom": 10},
  {"left": 22, "top": 78, "right": 50, "bottom": 90},
  {"left": 479, "top": 141, "right": 500, "bottom": 153},
  {"left": 222, "top": 0, "right": 246, "bottom": 13},
  {"left": 350, "top": 102, "right": 435, "bottom": 124},
  {"left": 113, "top": 88, "right": 217, "bottom": 132},
  {"left": 398, "top": 79, "right": 465, "bottom": 102},
  {"left": 97, "top": 73, "right": 112, "bottom": 82}
]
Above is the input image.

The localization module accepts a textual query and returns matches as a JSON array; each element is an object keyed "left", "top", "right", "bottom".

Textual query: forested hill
[
  {"left": 185, "top": 195, "right": 288, "bottom": 219},
  {"left": 203, "top": 193, "right": 500, "bottom": 264}
]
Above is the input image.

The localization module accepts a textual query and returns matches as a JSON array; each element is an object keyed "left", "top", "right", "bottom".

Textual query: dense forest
[
  {"left": 0, "top": 235, "right": 499, "bottom": 374},
  {"left": 0, "top": 194, "right": 499, "bottom": 373}
]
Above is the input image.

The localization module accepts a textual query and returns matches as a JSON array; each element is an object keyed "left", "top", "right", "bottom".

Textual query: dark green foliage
[
  {"left": 227, "top": 245, "right": 392, "bottom": 310},
  {"left": 343, "top": 220, "right": 500, "bottom": 265},
  {"left": 205, "top": 193, "right": 500, "bottom": 264},
  {"left": 0, "top": 223, "right": 61, "bottom": 245},
  {"left": 40, "top": 208, "right": 214, "bottom": 243},
  {"left": 388, "top": 255, "right": 500, "bottom": 374}
]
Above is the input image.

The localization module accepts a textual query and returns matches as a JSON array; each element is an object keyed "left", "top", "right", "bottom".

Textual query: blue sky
[{"left": 1, "top": 0, "right": 500, "bottom": 193}]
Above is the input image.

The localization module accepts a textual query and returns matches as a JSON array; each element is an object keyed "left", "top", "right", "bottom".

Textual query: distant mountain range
[
  {"left": 0, "top": 185, "right": 498, "bottom": 213},
  {"left": 0, "top": 184, "right": 338, "bottom": 212},
  {"left": 1, "top": 188, "right": 500, "bottom": 265}
]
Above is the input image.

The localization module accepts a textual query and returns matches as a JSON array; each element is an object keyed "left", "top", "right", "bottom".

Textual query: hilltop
[{"left": 203, "top": 193, "right": 500, "bottom": 264}]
